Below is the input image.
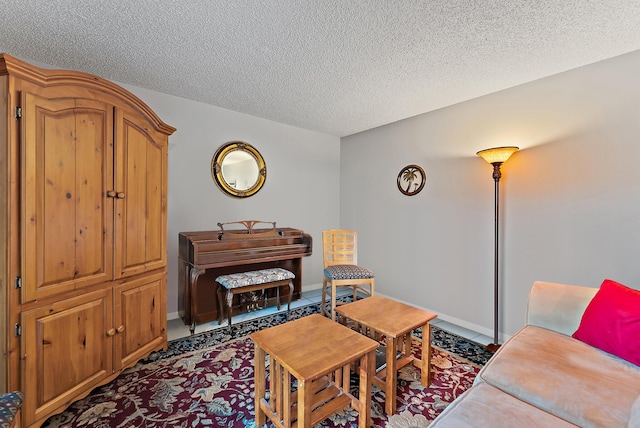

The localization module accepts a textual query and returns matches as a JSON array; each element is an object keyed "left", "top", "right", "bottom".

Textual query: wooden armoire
[{"left": 0, "top": 54, "right": 175, "bottom": 427}]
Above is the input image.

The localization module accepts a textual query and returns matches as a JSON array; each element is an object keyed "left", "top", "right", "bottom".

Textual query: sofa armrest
[{"left": 526, "top": 281, "right": 598, "bottom": 336}]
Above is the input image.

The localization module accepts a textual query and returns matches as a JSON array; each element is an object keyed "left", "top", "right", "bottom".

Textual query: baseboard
[{"left": 165, "top": 285, "right": 503, "bottom": 341}]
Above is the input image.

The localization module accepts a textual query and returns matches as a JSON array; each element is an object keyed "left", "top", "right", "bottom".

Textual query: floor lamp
[{"left": 476, "top": 146, "right": 519, "bottom": 352}]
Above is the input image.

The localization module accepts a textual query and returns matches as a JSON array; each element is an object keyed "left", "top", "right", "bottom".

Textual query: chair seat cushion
[
  {"left": 216, "top": 268, "right": 294, "bottom": 289},
  {"left": 324, "top": 264, "right": 374, "bottom": 280},
  {"left": 0, "top": 391, "right": 23, "bottom": 427}
]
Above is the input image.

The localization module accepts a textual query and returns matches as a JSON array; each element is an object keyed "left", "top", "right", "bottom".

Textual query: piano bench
[{"left": 216, "top": 268, "right": 295, "bottom": 334}]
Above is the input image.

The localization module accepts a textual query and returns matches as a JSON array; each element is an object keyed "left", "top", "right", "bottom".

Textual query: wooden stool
[{"left": 216, "top": 268, "right": 294, "bottom": 334}]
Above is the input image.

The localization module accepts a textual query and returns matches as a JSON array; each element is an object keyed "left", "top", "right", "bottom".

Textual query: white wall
[
  {"left": 340, "top": 50, "right": 640, "bottom": 340},
  {"left": 120, "top": 85, "right": 341, "bottom": 317}
]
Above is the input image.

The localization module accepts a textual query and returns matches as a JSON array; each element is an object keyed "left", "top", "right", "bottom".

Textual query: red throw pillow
[{"left": 572, "top": 279, "right": 640, "bottom": 366}]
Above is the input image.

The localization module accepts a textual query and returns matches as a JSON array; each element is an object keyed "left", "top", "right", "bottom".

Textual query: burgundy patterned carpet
[{"left": 43, "top": 302, "right": 492, "bottom": 428}]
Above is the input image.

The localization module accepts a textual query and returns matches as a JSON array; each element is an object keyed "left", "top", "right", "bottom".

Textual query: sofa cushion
[
  {"left": 478, "top": 325, "right": 640, "bottom": 428},
  {"left": 630, "top": 395, "right": 640, "bottom": 428},
  {"left": 572, "top": 279, "right": 640, "bottom": 366},
  {"left": 526, "top": 281, "right": 597, "bottom": 336},
  {"left": 429, "top": 382, "right": 577, "bottom": 427}
]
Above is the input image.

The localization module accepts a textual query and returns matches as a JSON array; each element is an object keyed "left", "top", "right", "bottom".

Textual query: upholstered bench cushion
[
  {"left": 0, "top": 391, "right": 23, "bottom": 427},
  {"left": 323, "top": 265, "right": 374, "bottom": 280},
  {"left": 216, "top": 268, "right": 294, "bottom": 289}
]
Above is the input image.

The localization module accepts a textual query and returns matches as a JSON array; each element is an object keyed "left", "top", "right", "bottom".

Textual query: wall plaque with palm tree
[{"left": 397, "top": 164, "right": 426, "bottom": 196}]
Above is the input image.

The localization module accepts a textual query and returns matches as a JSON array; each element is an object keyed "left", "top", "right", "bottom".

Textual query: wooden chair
[{"left": 321, "top": 229, "right": 374, "bottom": 321}]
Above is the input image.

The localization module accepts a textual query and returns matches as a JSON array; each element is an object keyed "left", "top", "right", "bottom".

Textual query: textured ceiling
[{"left": 1, "top": 1, "right": 640, "bottom": 137}]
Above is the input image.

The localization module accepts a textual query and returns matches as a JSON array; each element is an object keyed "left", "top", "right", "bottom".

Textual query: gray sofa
[{"left": 430, "top": 281, "right": 640, "bottom": 427}]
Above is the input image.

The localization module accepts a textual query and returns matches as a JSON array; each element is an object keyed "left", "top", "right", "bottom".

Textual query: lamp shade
[{"left": 477, "top": 146, "right": 519, "bottom": 164}]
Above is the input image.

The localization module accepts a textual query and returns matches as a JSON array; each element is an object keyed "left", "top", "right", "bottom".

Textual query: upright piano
[{"left": 178, "top": 221, "right": 313, "bottom": 333}]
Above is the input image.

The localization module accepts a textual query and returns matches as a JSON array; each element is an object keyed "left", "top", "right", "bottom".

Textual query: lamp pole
[
  {"left": 488, "top": 162, "right": 502, "bottom": 353},
  {"left": 476, "top": 146, "right": 518, "bottom": 353}
]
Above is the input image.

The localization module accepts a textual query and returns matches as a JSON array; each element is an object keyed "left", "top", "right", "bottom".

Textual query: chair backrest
[{"left": 322, "top": 229, "right": 358, "bottom": 268}]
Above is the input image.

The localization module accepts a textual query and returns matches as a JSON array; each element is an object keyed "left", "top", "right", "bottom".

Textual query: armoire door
[
  {"left": 113, "top": 272, "right": 166, "bottom": 370},
  {"left": 21, "top": 90, "right": 115, "bottom": 302},
  {"left": 21, "top": 288, "right": 113, "bottom": 426},
  {"left": 113, "top": 108, "right": 168, "bottom": 278}
]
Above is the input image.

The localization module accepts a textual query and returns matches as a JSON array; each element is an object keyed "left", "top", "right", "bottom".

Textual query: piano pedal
[{"left": 241, "top": 291, "right": 266, "bottom": 312}]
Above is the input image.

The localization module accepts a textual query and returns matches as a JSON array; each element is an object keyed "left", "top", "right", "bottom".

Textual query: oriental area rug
[{"left": 42, "top": 302, "right": 492, "bottom": 428}]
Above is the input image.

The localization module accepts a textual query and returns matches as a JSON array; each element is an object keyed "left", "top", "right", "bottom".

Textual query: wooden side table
[
  {"left": 335, "top": 295, "right": 438, "bottom": 415},
  {"left": 250, "top": 314, "right": 379, "bottom": 428}
]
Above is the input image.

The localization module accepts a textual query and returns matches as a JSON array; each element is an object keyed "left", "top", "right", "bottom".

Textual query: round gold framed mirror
[{"left": 211, "top": 141, "right": 266, "bottom": 198}]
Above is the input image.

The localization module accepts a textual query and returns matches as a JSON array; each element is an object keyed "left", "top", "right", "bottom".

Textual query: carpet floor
[{"left": 42, "top": 301, "right": 493, "bottom": 428}]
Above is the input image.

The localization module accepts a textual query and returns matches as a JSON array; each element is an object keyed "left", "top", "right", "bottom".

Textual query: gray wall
[
  {"left": 29, "top": 50, "right": 640, "bottom": 338},
  {"left": 120, "top": 86, "right": 341, "bottom": 318},
  {"left": 340, "top": 50, "right": 640, "bottom": 340}
]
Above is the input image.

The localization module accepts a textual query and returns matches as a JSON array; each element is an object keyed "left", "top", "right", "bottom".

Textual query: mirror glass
[{"left": 211, "top": 141, "right": 266, "bottom": 198}]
